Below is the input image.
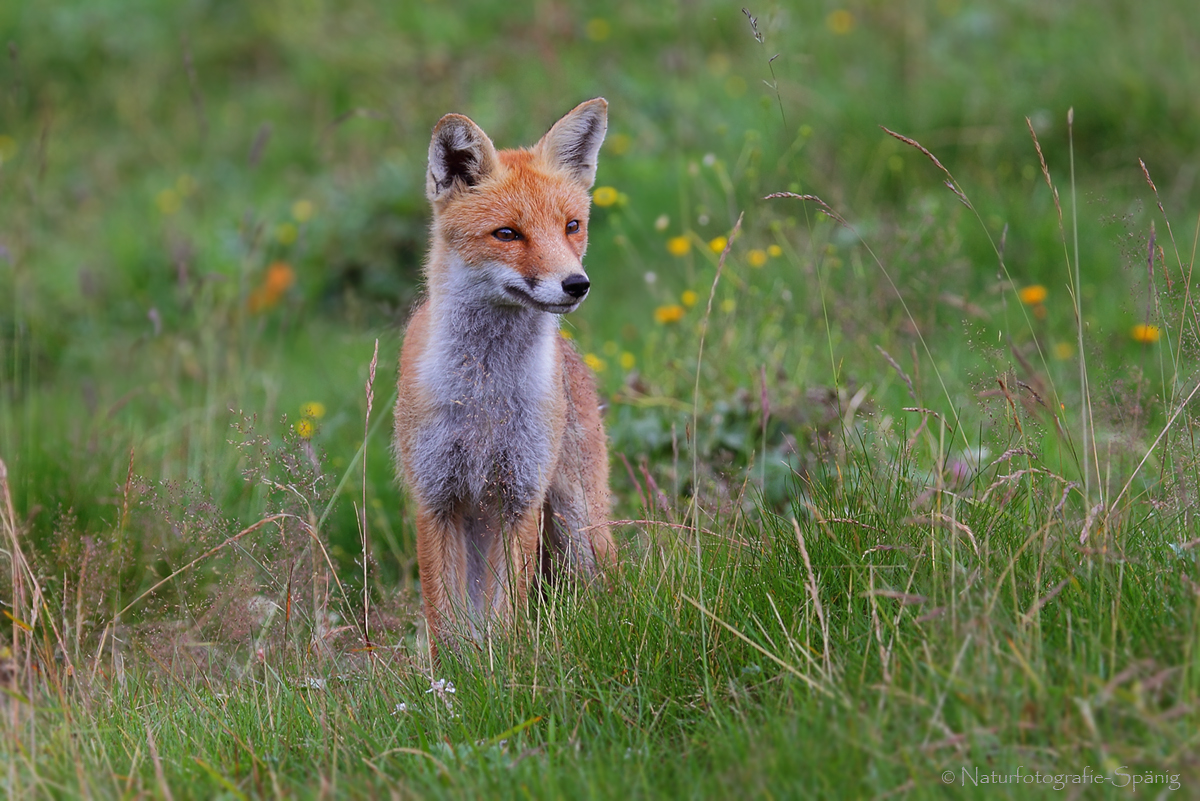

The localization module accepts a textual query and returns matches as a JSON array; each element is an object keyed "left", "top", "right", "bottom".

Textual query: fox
[{"left": 394, "top": 98, "right": 615, "bottom": 654}]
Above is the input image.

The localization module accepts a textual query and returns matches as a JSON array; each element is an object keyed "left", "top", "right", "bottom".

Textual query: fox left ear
[
  {"left": 427, "top": 113, "right": 500, "bottom": 203},
  {"left": 537, "top": 98, "right": 608, "bottom": 189}
]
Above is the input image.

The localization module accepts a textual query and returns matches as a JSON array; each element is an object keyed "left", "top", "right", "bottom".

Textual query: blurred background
[{"left": 2, "top": 0, "right": 1198, "bottom": 589}]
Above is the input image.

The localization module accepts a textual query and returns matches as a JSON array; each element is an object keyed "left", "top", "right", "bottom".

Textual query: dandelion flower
[
  {"left": 655, "top": 304, "right": 685, "bottom": 324},
  {"left": 295, "top": 418, "right": 315, "bottom": 439},
  {"left": 767, "top": 244, "right": 783, "bottom": 258},
  {"left": 681, "top": 290, "right": 698, "bottom": 307},
  {"left": 276, "top": 222, "right": 299, "bottom": 245},
  {"left": 608, "top": 133, "right": 632, "bottom": 156},
  {"left": 1018, "top": 284, "right": 1047, "bottom": 305},
  {"left": 0, "top": 135, "right": 18, "bottom": 164},
  {"left": 1053, "top": 342, "right": 1074, "bottom": 360},
  {"left": 667, "top": 236, "right": 691, "bottom": 256},
  {"left": 584, "top": 353, "right": 607, "bottom": 372},
  {"left": 593, "top": 186, "right": 619, "bottom": 207},
  {"left": 156, "top": 188, "right": 181, "bottom": 215},
  {"left": 585, "top": 18, "right": 611, "bottom": 41},
  {"left": 301, "top": 401, "right": 326, "bottom": 419},
  {"left": 260, "top": 264, "right": 293, "bottom": 299},
  {"left": 559, "top": 329, "right": 574, "bottom": 340},
  {"left": 826, "top": 9, "right": 855, "bottom": 34},
  {"left": 721, "top": 298, "right": 736, "bottom": 314},
  {"left": 619, "top": 352, "right": 635, "bottom": 370},
  {"left": 248, "top": 261, "right": 296, "bottom": 312},
  {"left": 709, "top": 235, "right": 729, "bottom": 253},
  {"left": 292, "top": 199, "right": 316, "bottom": 222},
  {"left": 747, "top": 249, "right": 768, "bottom": 268},
  {"left": 1131, "top": 324, "right": 1161, "bottom": 343}
]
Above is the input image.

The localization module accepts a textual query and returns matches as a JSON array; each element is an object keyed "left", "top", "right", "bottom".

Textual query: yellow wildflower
[
  {"left": 608, "top": 133, "right": 631, "bottom": 156},
  {"left": 767, "top": 244, "right": 783, "bottom": 258},
  {"left": 709, "top": 235, "right": 729, "bottom": 253},
  {"left": 559, "top": 329, "right": 574, "bottom": 340},
  {"left": 667, "top": 236, "right": 691, "bottom": 256},
  {"left": 156, "top": 188, "right": 181, "bottom": 215},
  {"left": 583, "top": 353, "right": 607, "bottom": 372},
  {"left": 721, "top": 298, "right": 736, "bottom": 314},
  {"left": 292, "top": 199, "right": 316, "bottom": 222},
  {"left": 826, "top": 10, "right": 855, "bottom": 34},
  {"left": 585, "top": 18, "right": 611, "bottom": 41},
  {"left": 593, "top": 186, "right": 619, "bottom": 207},
  {"left": 301, "top": 401, "right": 326, "bottom": 419},
  {"left": 655, "top": 304, "right": 685, "bottom": 324},
  {"left": 295, "top": 418, "right": 315, "bottom": 439},
  {"left": 1053, "top": 342, "right": 1074, "bottom": 360},
  {"left": 681, "top": 290, "right": 698, "bottom": 307},
  {"left": 1018, "top": 284, "right": 1047, "bottom": 305},
  {"left": 0, "top": 135, "right": 18, "bottom": 164},
  {"left": 1131, "top": 324, "right": 1161, "bottom": 344},
  {"left": 276, "top": 222, "right": 299, "bottom": 245},
  {"left": 619, "top": 352, "right": 635, "bottom": 370},
  {"left": 747, "top": 249, "right": 768, "bottom": 268}
]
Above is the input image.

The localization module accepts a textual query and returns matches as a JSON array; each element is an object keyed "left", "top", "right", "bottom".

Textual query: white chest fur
[{"left": 409, "top": 290, "right": 560, "bottom": 516}]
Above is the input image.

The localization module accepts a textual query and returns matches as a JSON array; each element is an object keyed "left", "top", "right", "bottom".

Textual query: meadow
[{"left": 2, "top": 0, "right": 1200, "bottom": 797}]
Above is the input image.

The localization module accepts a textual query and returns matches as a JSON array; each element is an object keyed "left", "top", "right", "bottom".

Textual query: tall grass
[{"left": 2, "top": 389, "right": 1197, "bottom": 796}]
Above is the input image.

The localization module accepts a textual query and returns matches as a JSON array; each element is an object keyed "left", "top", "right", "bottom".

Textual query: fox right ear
[{"left": 426, "top": 114, "right": 499, "bottom": 202}]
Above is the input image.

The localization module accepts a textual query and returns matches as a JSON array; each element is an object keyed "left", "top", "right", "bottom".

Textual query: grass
[{"left": 3, "top": 0, "right": 1200, "bottom": 797}]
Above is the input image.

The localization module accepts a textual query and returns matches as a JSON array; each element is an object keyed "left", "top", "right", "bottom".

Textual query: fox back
[{"left": 394, "top": 99, "right": 614, "bottom": 653}]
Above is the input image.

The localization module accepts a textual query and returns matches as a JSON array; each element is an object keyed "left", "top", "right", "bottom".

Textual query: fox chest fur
[{"left": 401, "top": 293, "right": 566, "bottom": 518}]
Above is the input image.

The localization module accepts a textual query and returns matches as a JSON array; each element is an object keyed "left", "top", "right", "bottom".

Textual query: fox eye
[
  {"left": 493, "top": 227, "right": 522, "bottom": 241},
  {"left": 565, "top": 220, "right": 581, "bottom": 235}
]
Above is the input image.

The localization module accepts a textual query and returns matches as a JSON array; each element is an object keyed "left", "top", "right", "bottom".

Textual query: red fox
[{"left": 394, "top": 99, "right": 615, "bottom": 653}]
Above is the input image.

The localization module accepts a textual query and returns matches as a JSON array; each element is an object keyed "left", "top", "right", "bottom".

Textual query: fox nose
[{"left": 561, "top": 273, "right": 590, "bottom": 299}]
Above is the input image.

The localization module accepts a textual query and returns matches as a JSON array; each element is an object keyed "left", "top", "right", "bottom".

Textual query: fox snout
[
  {"left": 506, "top": 269, "right": 590, "bottom": 314},
  {"left": 561, "top": 273, "right": 590, "bottom": 299}
]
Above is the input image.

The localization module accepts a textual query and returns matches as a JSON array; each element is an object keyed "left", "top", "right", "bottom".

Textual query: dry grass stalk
[
  {"left": 876, "top": 345, "right": 916, "bottom": 401},
  {"left": 762, "top": 192, "right": 849, "bottom": 227},
  {"left": 362, "top": 338, "right": 379, "bottom": 648},
  {"left": 878, "top": 126, "right": 972, "bottom": 210},
  {"left": 791, "top": 517, "right": 831, "bottom": 675},
  {"left": 1025, "top": 117, "right": 1063, "bottom": 225}
]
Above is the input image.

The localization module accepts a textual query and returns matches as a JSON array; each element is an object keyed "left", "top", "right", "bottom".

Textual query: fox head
[{"left": 424, "top": 98, "right": 608, "bottom": 314}]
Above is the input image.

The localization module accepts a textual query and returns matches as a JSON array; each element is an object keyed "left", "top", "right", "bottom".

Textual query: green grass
[{"left": 3, "top": 0, "right": 1200, "bottom": 797}]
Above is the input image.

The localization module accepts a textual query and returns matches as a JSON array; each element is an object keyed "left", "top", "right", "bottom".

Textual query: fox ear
[
  {"left": 427, "top": 114, "right": 499, "bottom": 202},
  {"left": 537, "top": 98, "right": 608, "bottom": 188}
]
